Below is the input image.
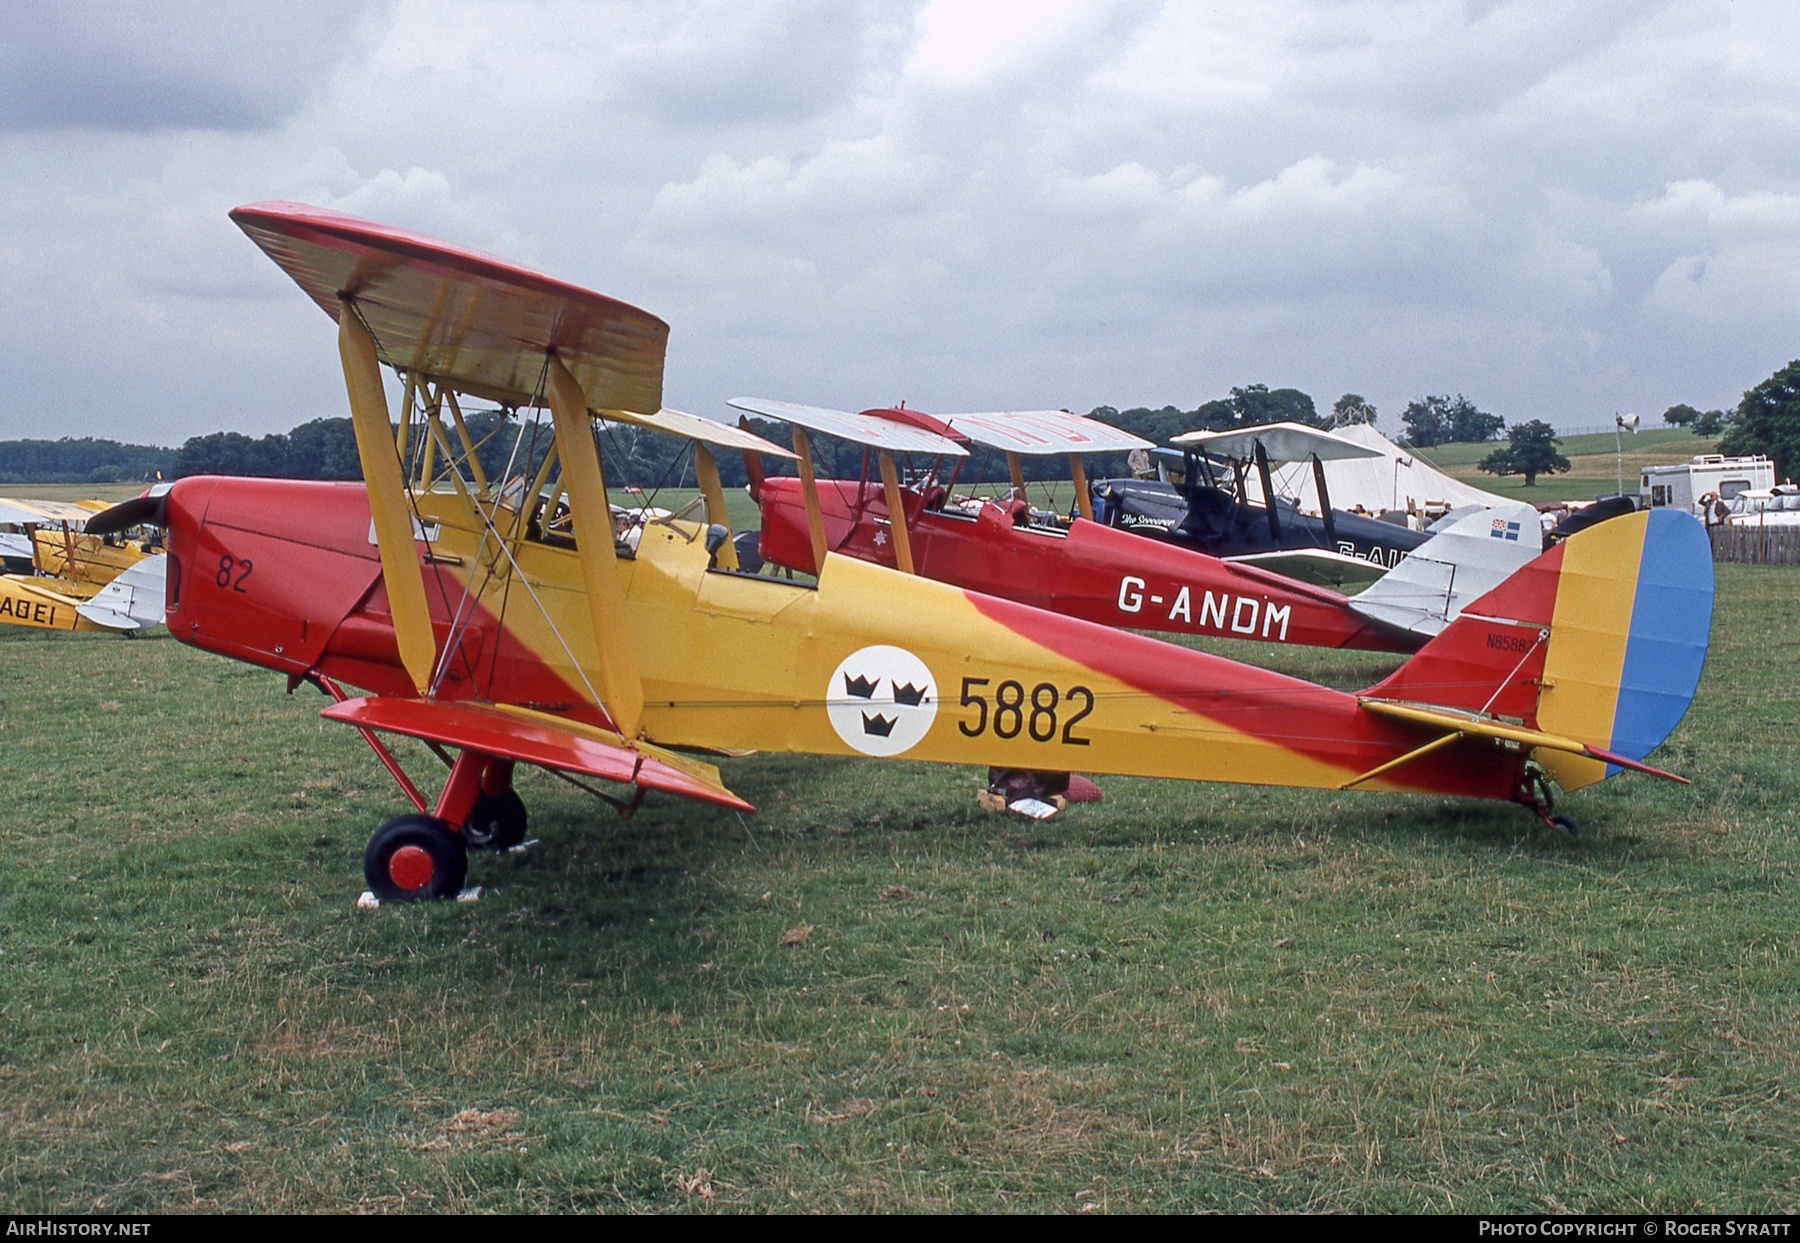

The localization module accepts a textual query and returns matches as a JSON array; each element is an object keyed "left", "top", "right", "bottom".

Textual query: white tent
[{"left": 1247, "top": 423, "right": 1510, "bottom": 515}]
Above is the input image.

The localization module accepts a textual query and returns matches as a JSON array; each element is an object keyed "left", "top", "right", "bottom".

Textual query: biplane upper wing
[
  {"left": 727, "top": 398, "right": 968, "bottom": 457},
  {"left": 234, "top": 201, "right": 690, "bottom": 726},
  {"left": 1168, "top": 422, "right": 1385, "bottom": 463},
  {"left": 322, "top": 696, "right": 754, "bottom": 812},
  {"left": 727, "top": 397, "right": 969, "bottom": 575},
  {"left": 231, "top": 202, "right": 668, "bottom": 413},
  {"left": 605, "top": 407, "right": 796, "bottom": 458},
  {"left": 0, "top": 498, "right": 105, "bottom": 527},
  {"left": 937, "top": 410, "right": 1153, "bottom": 456}
]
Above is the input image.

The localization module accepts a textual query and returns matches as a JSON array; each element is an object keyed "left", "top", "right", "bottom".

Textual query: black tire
[
  {"left": 1549, "top": 814, "right": 1577, "bottom": 835},
  {"left": 364, "top": 814, "right": 468, "bottom": 901},
  {"left": 464, "top": 790, "right": 527, "bottom": 852}
]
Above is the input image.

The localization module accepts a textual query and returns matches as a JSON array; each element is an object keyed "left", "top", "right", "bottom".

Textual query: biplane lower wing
[
  {"left": 321, "top": 696, "right": 754, "bottom": 812},
  {"left": 1221, "top": 546, "right": 1389, "bottom": 587}
]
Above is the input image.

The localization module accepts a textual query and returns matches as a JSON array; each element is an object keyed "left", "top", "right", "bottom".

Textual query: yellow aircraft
[
  {"left": 0, "top": 497, "right": 166, "bottom": 633},
  {"left": 89, "top": 203, "right": 1713, "bottom": 901}
]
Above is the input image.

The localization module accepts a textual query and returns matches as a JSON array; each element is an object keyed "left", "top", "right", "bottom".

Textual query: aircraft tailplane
[
  {"left": 1360, "top": 508, "right": 1713, "bottom": 793},
  {"left": 1348, "top": 500, "right": 1541, "bottom": 638},
  {"left": 74, "top": 555, "right": 168, "bottom": 632}
]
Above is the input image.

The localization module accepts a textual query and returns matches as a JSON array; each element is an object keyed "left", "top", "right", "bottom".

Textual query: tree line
[
  {"left": 2, "top": 359, "right": 1795, "bottom": 490},
  {"left": 0, "top": 437, "right": 175, "bottom": 484}
]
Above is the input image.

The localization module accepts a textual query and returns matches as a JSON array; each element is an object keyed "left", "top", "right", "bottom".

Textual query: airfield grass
[
  {"left": 9, "top": 484, "right": 149, "bottom": 505},
  {"left": 0, "top": 566, "right": 1797, "bottom": 1213}
]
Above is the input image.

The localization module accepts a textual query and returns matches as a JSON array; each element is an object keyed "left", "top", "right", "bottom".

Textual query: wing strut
[
  {"left": 877, "top": 449, "right": 915, "bottom": 574},
  {"left": 338, "top": 304, "right": 439, "bottom": 696},
  {"left": 1337, "top": 731, "right": 1463, "bottom": 790},
  {"left": 1312, "top": 454, "right": 1336, "bottom": 545},
  {"left": 693, "top": 443, "right": 739, "bottom": 570},
  {"left": 1069, "top": 454, "right": 1094, "bottom": 521},
  {"left": 546, "top": 354, "right": 645, "bottom": 740},
  {"left": 1255, "top": 443, "right": 1281, "bottom": 540},
  {"left": 791, "top": 427, "right": 829, "bottom": 570}
]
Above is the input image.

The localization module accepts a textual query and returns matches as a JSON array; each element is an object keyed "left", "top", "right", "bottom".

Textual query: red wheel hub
[{"left": 387, "top": 844, "right": 436, "bottom": 891}]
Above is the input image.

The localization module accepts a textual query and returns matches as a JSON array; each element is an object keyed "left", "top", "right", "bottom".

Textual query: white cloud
[
  {"left": 4, "top": 0, "right": 1800, "bottom": 446},
  {"left": 906, "top": 0, "right": 1110, "bottom": 85},
  {"left": 1639, "top": 182, "right": 1800, "bottom": 328}
]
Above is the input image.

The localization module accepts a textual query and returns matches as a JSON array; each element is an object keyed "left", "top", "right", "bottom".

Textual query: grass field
[
  {"left": 1416, "top": 429, "right": 1723, "bottom": 504},
  {"left": 3, "top": 483, "right": 150, "bottom": 505},
  {"left": 0, "top": 560, "right": 1796, "bottom": 1213}
]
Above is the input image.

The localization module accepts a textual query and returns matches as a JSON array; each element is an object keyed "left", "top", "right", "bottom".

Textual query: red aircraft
[{"left": 733, "top": 399, "right": 1545, "bottom": 654}]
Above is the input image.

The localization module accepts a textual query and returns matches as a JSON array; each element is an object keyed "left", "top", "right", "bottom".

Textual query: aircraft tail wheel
[
  {"left": 464, "top": 790, "right": 527, "bottom": 852},
  {"left": 1516, "top": 761, "right": 1571, "bottom": 834},
  {"left": 365, "top": 814, "right": 468, "bottom": 901}
]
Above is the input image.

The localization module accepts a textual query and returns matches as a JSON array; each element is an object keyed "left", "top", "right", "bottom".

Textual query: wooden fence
[{"left": 1709, "top": 524, "right": 1800, "bottom": 565}]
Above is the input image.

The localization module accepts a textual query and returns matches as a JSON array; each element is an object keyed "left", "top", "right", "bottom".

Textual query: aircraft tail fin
[
  {"left": 1348, "top": 500, "right": 1541, "bottom": 638},
  {"left": 1361, "top": 508, "right": 1713, "bottom": 792},
  {"left": 74, "top": 555, "right": 168, "bottom": 631}
]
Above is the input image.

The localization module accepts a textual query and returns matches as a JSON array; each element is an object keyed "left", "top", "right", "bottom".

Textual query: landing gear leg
[
  {"left": 466, "top": 790, "right": 527, "bottom": 851},
  {"left": 362, "top": 751, "right": 526, "bottom": 900},
  {"left": 460, "top": 758, "right": 527, "bottom": 852},
  {"left": 1515, "top": 761, "right": 1575, "bottom": 834}
]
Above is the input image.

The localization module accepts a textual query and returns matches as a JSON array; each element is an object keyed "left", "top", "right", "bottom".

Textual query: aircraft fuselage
[
  {"left": 158, "top": 475, "right": 1538, "bottom": 802},
  {"left": 755, "top": 476, "right": 1419, "bottom": 652}
]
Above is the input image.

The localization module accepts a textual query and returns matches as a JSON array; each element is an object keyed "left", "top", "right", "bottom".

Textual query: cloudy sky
[{"left": 1, "top": 0, "right": 1796, "bottom": 446}]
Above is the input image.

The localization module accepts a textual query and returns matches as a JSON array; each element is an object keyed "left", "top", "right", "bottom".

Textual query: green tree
[
  {"left": 1401, "top": 394, "right": 1503, "bottom": 446},
  {"left": 0, "top": 436, "right": 173, "bottom": 483},
  {"left": 1693, "top": 408, "right": 1731, "bottom": 438},
  {"left": 282, "top": 418, "right": 362, "bottom": 480},
  {"left": 1720, "top": 359, "right": 1800, "bottom": 479},
  {"left": 1478, "top": 420, "right": 1570, "bottom": 487},
  {"left": 1447, "top": 397, "right": 1504, "bottom": 443},
  {"left": 1400, "top": 398, "right": 1447, "bottom": 446},
  {"left": 1662, "top": 403, "right": 1700, "bottom": 428},
  {"left": 1331, "top": 393, "right": 1378, "bottom": 427},
  {"left": 1226, "top": 384, "right": 1322, "bottom": 428},
  {"left": 172, "top": 430, "right": 272, "bottom": 477}
]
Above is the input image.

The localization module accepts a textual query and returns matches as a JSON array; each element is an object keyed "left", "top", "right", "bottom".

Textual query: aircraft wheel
[
  {"left": 365, "top": 815, "right": 468, "bottom": 901},
  {"left": 464, "top": 790, "right": 527, "bottom": 852},
  {"left": 1549, "top": 814, "right": 1577, "bottom": 836}
]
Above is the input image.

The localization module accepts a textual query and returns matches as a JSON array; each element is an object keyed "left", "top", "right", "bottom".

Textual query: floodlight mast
[{"left": 1615, "top": 412, "right": 1639, "bottom": 494}]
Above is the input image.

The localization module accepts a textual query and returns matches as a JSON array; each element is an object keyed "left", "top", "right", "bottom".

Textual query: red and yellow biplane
[{"left": 95, "top": 203, "right": 1714, "bottom": 901}]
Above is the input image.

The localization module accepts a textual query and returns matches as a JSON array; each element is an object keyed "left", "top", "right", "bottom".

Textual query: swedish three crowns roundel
[{"left": 826, "top": 645, "right": 939, "bottom": 757}]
